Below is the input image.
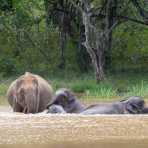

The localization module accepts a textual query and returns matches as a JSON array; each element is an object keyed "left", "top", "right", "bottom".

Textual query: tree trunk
[
  {"left": 96, "top": 49, "right": 105, "bottom": 82},
  {"left": 44, "top": 0, "right": 51, "bottom": 28},
  {"left": 77, "top": 24, "right": 90, "bottom": 72},
  {"left": 44, "top": 0, "right": 51, "bottom": 46},
  {"left": 58, "top": 30, "right": 66, "bottom": 69},
  {"left": 82, "top": 0, "right": 105, "bottom": 82},
  {"left": 105, "top": 0, "right": 117, "bottom": 70}
]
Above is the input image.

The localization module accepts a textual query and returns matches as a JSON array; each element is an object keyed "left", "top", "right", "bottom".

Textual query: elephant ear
[
  {"left": 65, "top": 90, "right": 75, "bottom": 103},
  {"left": 46, "top": 89, "right": 76, "bottom": 109},
  {"left": 16, "top": 78, "right": 24, "bottom": 90},
  {"left": 16, "top": 78, "right": 24, "bottom": 104},
  {"left": 125, "top": 102, "right": 140, "bottom": 114}
]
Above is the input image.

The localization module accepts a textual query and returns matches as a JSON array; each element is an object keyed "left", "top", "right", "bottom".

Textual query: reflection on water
[{"left": 0, "top": 107, "right": 148, "bottom": 148}]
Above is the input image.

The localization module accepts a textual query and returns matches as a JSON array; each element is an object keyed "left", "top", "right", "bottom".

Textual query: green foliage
[
  {"left": 0, "top": 0, "right": 147, "bottom": 77},
  {"left": 0, "top": 0, "right": 13, "bottom": 12},
  {"left": 47, "top": 72, "right": 148, "bottom": 100},
  {"left": 0, "top": 56, "right": 16, "bottom": 76},
  {"left": 0, "top": 73, "right": 148, "bottom": 105},
  {"left": 0, "top": 77, "right": 14, "bottom": 105},
  {"left": 70, "top": 81, "right": 117, "bottom": 99},
  {"left": 112, "top": 22, "right": 148, "bottom": 72},
  {"left": 126, "top": 80, "right": 148, "bottom": 97}
]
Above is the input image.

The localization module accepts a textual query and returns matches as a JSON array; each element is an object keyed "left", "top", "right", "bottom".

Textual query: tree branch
[
  {"left": 117, "top": 15, "right": 148, "bottom": 26},
  {"left": 131, "top": 0, "right": 148, "bottom": 19}
]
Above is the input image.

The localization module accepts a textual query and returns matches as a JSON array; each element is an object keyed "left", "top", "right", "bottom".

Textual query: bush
[{"left": 0, "top": 57, "right": 16, "bottom": 76}]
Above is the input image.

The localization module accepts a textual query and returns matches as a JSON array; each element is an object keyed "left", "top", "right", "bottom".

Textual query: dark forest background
[{"left": 0, "top": 0, "right": 147, "bottom": 82}]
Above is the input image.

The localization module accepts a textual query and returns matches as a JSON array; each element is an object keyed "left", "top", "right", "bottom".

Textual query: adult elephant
[
  {"left": 7, "top": 72, "right": 53, "bottom": 114},
  {"left": 47, "top": 88, "right": 85, "bottom": 113},
  {"left": 80, "top": 96, "right": 145, "bottom": 115}
]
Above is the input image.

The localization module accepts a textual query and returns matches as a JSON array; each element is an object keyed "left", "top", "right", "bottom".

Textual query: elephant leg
[
  {"left": 23, "top": 106, "right": 27, "bottom": 114},
  {"left": 13, "top": 102, "right": 23, "bottom": 112}
]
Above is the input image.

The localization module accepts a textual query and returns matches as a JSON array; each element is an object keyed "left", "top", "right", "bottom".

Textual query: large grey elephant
[
  {"left": 46, "top": 88, "right": 85, "bottom": 113},
  {"left": 7, "top": 72, "right": 53, "bottom": 113},
  {"left": 80, "top": 96, "right": 145, "bottom": 115}
]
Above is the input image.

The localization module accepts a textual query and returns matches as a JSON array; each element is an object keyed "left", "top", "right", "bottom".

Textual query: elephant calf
[
  {"left": 80, "top": 96, "right": 145, "bottom": 115},
  {"left": 47, "top": 104, "right": 66, "bottom": 114},
  {"left": 7, "top": 72, "right": 53, "bottom": 114},
  {"left": 46, "top": 88, "right": 85, "bottom": 113},
  {"left": 46, "top": 88, "right": 145, "bottom": 115}
]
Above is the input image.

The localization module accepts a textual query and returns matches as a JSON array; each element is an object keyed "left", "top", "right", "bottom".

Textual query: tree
[
  {"left": 69, "top": 0, "right": 148, "bottom": 82},
  {"left": 0, "top": 0, "right": 13, "bottom": 12},
  {"left": 44, "top": 0, "right": 74, "bottom": 69}
]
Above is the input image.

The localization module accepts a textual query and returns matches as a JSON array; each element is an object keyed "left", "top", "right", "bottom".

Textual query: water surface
[{"left": 0, "top": 106, "right": 148, "bottom": 147}]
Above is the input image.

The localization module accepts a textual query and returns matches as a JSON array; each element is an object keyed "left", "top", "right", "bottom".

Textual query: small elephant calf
[
  {"left": 47, "top": 104, "right": 66, "bottom": 114},
  {"left": 47, "top": 88, "right": 85, "bottom": 113},
  {"left": 80, "top": 96, "right": 145, "bottom": 115}
]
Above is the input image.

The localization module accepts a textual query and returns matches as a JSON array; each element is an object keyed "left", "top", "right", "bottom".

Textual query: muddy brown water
[{"left": 0, "top": 106, "right": 148, "bottom": 148}]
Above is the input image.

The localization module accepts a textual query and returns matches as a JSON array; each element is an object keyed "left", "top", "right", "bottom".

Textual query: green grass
[
  {"left": 0, "top": 72, "right": 148, "bottom": 105},
  {"left": 49, "top": 72, "right": 148, "bottom": 101},
  {"left": 0, "top": 77, "right": 15, "bottom": 105}
]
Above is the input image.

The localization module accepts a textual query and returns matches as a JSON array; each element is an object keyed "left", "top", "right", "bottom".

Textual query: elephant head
[
  {"left": 122, "top": 96, "right": 145, "bottom": 114},
  {"left": 47, "top": 88, "right": 85, "bottom": 113},
  {"left": 47, "top": 104, "right": 66, "bottom": 114},
  {"left": 7, "top": 72, "right": 53, "bottom": 114},
  {"left": 15, "top": 74, "right": 40, "bottom": 113}
]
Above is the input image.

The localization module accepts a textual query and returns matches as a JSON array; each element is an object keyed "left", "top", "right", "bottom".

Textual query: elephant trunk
[{"left": 25, "top": 87, "right": 40, "bottom": 113}]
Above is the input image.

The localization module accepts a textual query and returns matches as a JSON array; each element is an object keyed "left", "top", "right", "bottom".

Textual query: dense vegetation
[
  {"left": 0, "top": 72, "right": 148, "bottom": 105},
  {"left": 0, "top": 0, "right": 147, "bottom": 101}
]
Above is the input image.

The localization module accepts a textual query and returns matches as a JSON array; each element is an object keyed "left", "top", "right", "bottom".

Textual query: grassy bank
[
  {"left": 50, "top": 72, "right": 148, "bottom": 100},
  {"left": 0, "top": 72, "right": 148, "bottom": 105}
]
